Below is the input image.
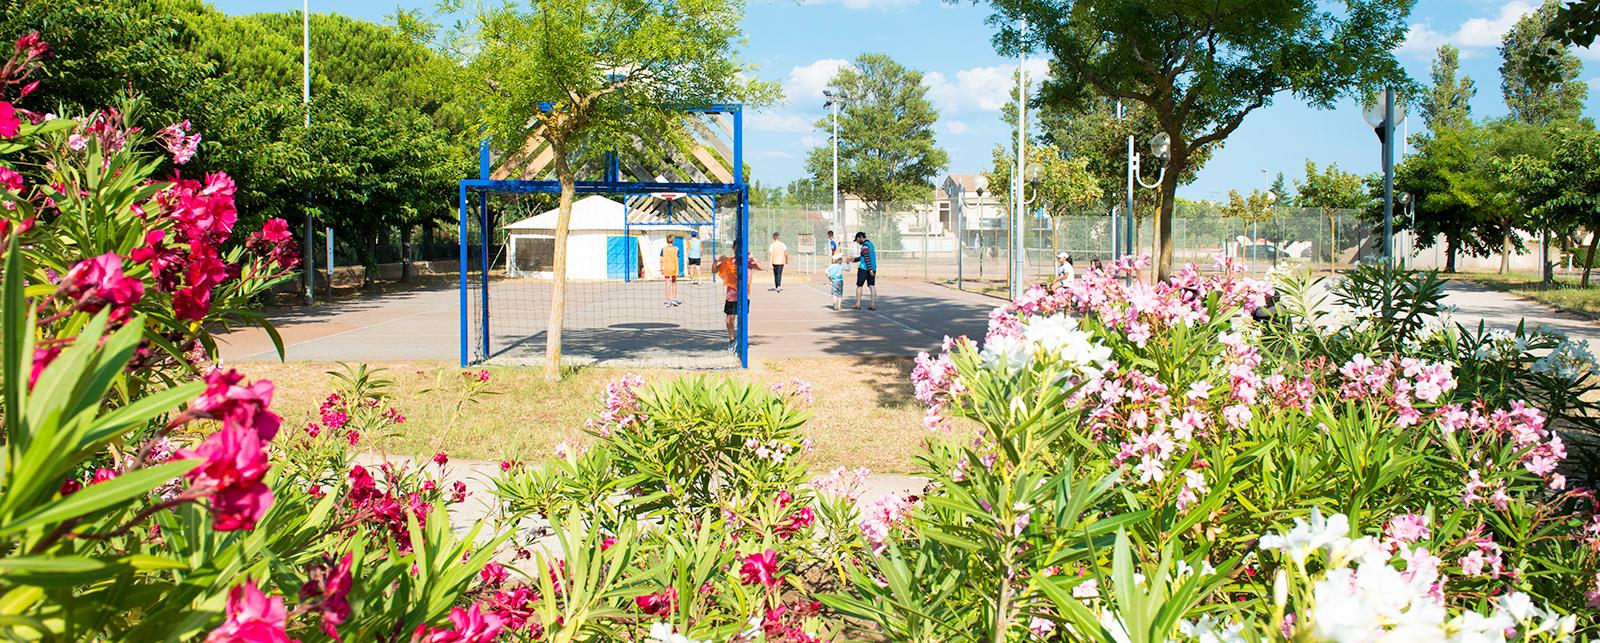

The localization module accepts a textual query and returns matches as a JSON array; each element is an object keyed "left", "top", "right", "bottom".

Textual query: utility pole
[
  {"left": 824, "top": 90, "right": 845, "bottom": 244},
  {"left": 302, "top": 0, "right": 315, "bottom": 304},
  {"left": 1011, "top": 20, "right": 1027, "bottom": 300}
]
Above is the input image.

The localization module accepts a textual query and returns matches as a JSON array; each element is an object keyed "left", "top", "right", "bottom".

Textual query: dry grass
[{"left": 244, "top": 356, "right": 934, "bottom": 473}]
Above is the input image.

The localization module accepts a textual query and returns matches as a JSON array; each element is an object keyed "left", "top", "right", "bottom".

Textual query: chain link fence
[{"left": 747, "top": 204, "right": 1375, "bottom": 290}]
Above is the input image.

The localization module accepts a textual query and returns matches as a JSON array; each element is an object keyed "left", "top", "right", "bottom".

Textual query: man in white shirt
[
  {"left": 768, "top": 232, "right": 788, "bottom": 293},
  {"left": 686, "top": 230, "right": 704, "bottom": 281}
]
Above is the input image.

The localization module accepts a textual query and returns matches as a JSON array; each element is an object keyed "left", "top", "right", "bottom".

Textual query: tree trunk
[
  {"left": 1445, "top": 236, "right": 1458, "bottom": 273},
  {"left": 1500, "top": 222, "right": 1512, "bottom": 275},
  {"left": 1583, "top": 225, "right": 1599, "bottom": 288},
  {"left": 546, "top": 159, "right": 576, "bottom": 382},
  {"left": 1154, "top": 151, "right": 1182, "bottom": 281}
]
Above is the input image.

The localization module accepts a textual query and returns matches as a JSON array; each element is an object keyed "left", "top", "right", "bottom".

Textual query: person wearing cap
[
  {"left": 848, "top": 231, "right": 878, "bottom": 310},
  {"left": 1054, "top": 253, "right": 1075, "bottom": 284}
]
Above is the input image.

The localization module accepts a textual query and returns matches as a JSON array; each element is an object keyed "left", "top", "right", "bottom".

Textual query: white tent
[{"left": 502, "top": 195, "right": 697, "bottom": 280}]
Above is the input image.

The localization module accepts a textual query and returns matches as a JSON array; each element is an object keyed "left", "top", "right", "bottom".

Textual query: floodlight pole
[
  {"left": 302, "top": 0, "right": 314, "bottom": 304},
  {"left": 1011, "top": 19, "right": 1027, "bottom": 301},
  {"left": 824, "top": 90, "right": 844, "bottom": 242},
  {"left": 1382, "top": 87, "right": 1395, "bottom": 266}
]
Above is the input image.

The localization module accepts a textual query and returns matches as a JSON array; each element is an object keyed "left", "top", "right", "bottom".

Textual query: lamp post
[
  {"left": 823, "top": 89, "right": 846, "bottom": 243},
  {"left": 1361, "top": 89, "right": 1404, "bottom": 266},
  {"left": 1397, "top": 192, "right": 1412, "bottom": 265},
  {"left": 1013, "top": 19, "right": 1029, "bottom": 300},
  {"left": 1017, "top": 162, "right": 1043, "bottom": 295},
  {"left": 303, "top": 0, "right": 314, "bottom": 304},
  {"left": 974, "top": 175, "right": 989, "bottom": 280},
  {"left": 1128, "top": 132, "right": 1170, "bottom": 279}
]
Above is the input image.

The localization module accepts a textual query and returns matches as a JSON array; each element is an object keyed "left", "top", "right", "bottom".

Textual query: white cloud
[
  {"left": 1398, "top": 1, "right": 1536, "bottom": 57},
  {"left": 799, "top": 135, "right": 823, "bottom": 148},
  {"left": 921, "top": 59, "right": 1050, "bottom": 114},
  {"left": 785, "top": 59, "right": 854, "bottom": 105},
  {"left": 750, "top": 111, "right": 816, "bottom": 133},
  {"left": 943, "top": 120, "right": 971, "bottom": 135}
]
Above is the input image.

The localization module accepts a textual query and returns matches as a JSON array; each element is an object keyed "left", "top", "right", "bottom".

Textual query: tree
[
  {"left": 1391, "top": 124, "right": 1507, "bottom": 272},
  {"left": 457, "top": 0, "right": 774, "bottom": 380},
  {"left": 987, "top": 0, "right": 1412, "bottom": 280},
  {"left": 987, "top": 143, "right": 1101, "bottom": 219},
  {"left": 1268, "top": 172, "right": 1291, "bottom": 204},
  {"left": 1295, "top": 160, "right": 1369, "bottom": 271},
  {"left": 803, "top": 53, "right": 947, "bottom": 209},
  {"left": 1504, "top": 123, "right": 1600, "bottom": 285},
  {"left": 1501, "top": 0, "right": 1589, "bottom": 125},
  {"left": 1420, "top": 44, "right": 1475, "bottom": 132}
]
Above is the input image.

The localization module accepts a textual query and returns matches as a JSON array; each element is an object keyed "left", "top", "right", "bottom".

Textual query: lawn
[
  {"left": 244, "top": 357, "right": 937, "bottom": 473},
  {"left": 1451, "top": 270, "right": 1600, "bottom": 317}
]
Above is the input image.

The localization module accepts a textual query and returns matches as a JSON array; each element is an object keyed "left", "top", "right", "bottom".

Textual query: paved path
[
  {"left": 1441, "top": 281, "right": 1600, "bottom": 347},
  {"left": 217, "top": 276, "right": 998, "bottom": 367}
]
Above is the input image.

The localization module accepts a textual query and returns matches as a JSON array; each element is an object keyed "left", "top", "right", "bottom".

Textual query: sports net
[{"left": 463, "top": 193, "right": 741, "bottom": 368}]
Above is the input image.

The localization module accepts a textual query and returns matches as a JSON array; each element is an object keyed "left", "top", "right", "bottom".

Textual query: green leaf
[{"left": 1, "top": 459, "right": 199, "bottom": 537}]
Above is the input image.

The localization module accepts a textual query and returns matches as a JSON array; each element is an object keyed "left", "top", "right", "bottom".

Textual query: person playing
[
  {"left": 686, "top": 230, "right": 703, "bottom": 281},
  {"left": 1090, "top": 258, "right": 1104, "bottom": 273},
  {"left": 1054, "top": 252, "right": 1075, "bottom": 284},
  {"left": 826, "top": 252, "right": 846, "bottom": 311},
  {"left": 661, "top": 234, "right": 681, "bottom": 306},
  {"left": 715, "top": 248, "right": 763, "bottom": 353},
  {"left": 826, "top": 230, "right": 838, "bottom": 258},
  {"left": 848, "top": 231, "right": 878, "bottom": 310},
  {"left": 768, "top": 232, "right": 788, "bottom": 293}
]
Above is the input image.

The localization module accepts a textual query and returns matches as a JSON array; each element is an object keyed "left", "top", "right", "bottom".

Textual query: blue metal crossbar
[{"left": 458, "top": 104, "right": 748, "bottom": 369}]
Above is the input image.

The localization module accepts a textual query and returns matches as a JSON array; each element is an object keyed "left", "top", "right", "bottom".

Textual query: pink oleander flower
[
  {"left": 479, "top": 562, "right": 507, "bottom": 587},
  {"left": 432, "top": 452, "right": 449, "bottom": 467},
  {"left": 205, "top": 580, "right": 289, "bottom": 643},
  {"left": 739, "top": 549, "right": 781, "bottom": 588},
  {"left": 635, "top": 587, "right": 677, "bottom": 617},
  {"left": 0, "top": 102, "right": 19, "bottom": 138},
  {"left": 60, "top": 252, "right": 145, "bottom": 323},
  {"left": 157, "top": 119, "right": 202, "bottom": 165},
  {"left": 299, "top": 553, "right": 353, "bottom": 640},
  {"left": 1384, "top": 513, "right": 1430, "bottom": 545},
  {"left": 810, "top": 466, "right": 870, "bottom": 502},
  {"left": 190, "top": 369, "right": 282, "bottom": 440},
  {"left": 28, "top": 345, "right": 58, "bottom": 389},
  {"left": 180, "top": 426, "right": 274, "bottom": 531},
  {"left": 419, "top": 604, "right": 504, "bottom": 643},
  {"left": 1586, "top": 573, "right": 1600, "bottom": 608}
]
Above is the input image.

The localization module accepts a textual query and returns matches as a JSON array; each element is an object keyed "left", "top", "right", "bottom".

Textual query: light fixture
[
  {"left": 1024, "top": 161, "right": 1044, "bottom": 183},
  {"left": 1149, "top": 132, "right": 1171, "bottom": 163},
  {"left": 973, "top": 174, "right": 989, "bottom": 195}
]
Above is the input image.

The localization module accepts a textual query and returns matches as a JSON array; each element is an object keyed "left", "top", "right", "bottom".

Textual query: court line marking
[{"left": 801, "top": 283, "right": 927, "bottom": 337}]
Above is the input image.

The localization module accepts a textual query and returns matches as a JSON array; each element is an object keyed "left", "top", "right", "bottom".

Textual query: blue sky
[{"left": 214, "top": 0, "right": 1600, "bottom": 201}]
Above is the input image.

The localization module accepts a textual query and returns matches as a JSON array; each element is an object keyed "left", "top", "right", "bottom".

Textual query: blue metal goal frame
[{"left": 457, "top": 104, "right": 750, "bottom": 368}]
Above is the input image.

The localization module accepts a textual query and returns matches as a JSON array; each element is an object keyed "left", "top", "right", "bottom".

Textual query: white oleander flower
[{"left": 1259, "top": 507, "right": 1351, "bottom": 566}]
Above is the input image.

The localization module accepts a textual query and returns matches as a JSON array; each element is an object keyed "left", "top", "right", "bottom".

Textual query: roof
[
  {"left": 503, "top": 195, "right": 695, "bottom": 233},
  {"left": 936, "top": 174, "right": 995, "bottom": 200}
]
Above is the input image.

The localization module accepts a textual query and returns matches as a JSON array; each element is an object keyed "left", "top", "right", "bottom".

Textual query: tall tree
[
  {"left": 987, "top": 142, "right": 1101, "bottom": 219},
  {"left": 1294, "top": 160, "right": 1369, "bottom": 271},
  {"left": 986, "top": 0, "right": 1412, "bottom": 280},
  {"left": 458, "top": 0, "right": 775, "bottom": 380},
  {"left": 804, "top": 53, "right": 947, "bottom": 209},
  {"left": 1420, "top": 44, "right": 1475, "bottom": 132},
  {"left": 1503, "top": 122, "right": 1600, "bottom": 285},
  {"left": 1501, "top": 0, "right": 1589, "bottom": 125},
  {"left": 1391, "top": 124, "right": 1508, "bottom": 272},
  {"left": 1268, "top": 172, "right": 1290, "bottom": 203}
]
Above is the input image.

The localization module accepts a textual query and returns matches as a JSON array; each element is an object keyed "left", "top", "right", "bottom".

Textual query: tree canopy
[
  {"left": 984, "top": 0, "right": 1414, "bottom": 279},
  {"left": 1420, "top": 44, "right": 1475, "bottom": 132},
  {"left": 803, "top": 53, "right": 947, "bottom": 207},
  {"left": 1502, "top": 0, "right": 1589, "bottom": 125}
]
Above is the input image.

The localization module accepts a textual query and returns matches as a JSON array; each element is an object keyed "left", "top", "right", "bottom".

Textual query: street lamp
[
  {"left": 1361, "top": 89, "right": 1404, "bottom": 266},
  {"left": 823, "top": 89, "right": 847, "bottom": 244},
  {"left": 1397, "top": 192, "right": 1413, "bottom": 265},
  {"left": 1124, "top": 132, "right": 1169, "bottom": 276},
  {"left": 974, "top": 175, "right": 989, "bottom": 280}
]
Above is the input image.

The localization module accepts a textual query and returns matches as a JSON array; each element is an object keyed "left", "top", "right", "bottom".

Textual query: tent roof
[{"left": 503, "top": 195, "right": 696, "bottom": 233}]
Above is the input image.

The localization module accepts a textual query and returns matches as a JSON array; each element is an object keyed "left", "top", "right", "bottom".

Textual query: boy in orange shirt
[{"left": 661, "top": 235, "right": 681, "bottom": 306}]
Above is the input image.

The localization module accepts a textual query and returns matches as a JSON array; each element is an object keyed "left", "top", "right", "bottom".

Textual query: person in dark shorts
[
  {"left": 715, "top": 249, "right": 763, "bottom": 353},
  {"left": 686, "top": 230, "right": 704, "bottom": 281},
  {"left": 848, "top": 231, "right": 878, "bottom": 310}
]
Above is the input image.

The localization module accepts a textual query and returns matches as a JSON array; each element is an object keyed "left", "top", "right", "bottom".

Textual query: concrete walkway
[{"left": 1441, "top": 281, "right": 1600, "bottom": 347}]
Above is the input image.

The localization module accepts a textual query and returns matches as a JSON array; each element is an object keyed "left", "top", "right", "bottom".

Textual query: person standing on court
[
  {"left": 768, "top": 232, "right": 788, "bottom": 293},
  {"left": 660, "top": 234, "right": 681, "bottom": 306},
  {"left": 686, "top": 230, "right": 704, "bottom": 282},
  {"left": 849, "top": 231, "right": 877, "bottom": 310},
  {"left": 826, "top": 230, "right": 838, "bottom": 257}
]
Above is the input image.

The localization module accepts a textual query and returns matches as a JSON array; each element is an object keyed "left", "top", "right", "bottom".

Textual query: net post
[
  {"left": 478, "top": 141, "right": 492, "bottom": 361},
  {"left": 458, "top": 182, "right": 469, "bottom": 367},
  {"left": 478, "top": 191, "right": 490, "bottom": 360},
  {"left": 734, "top": 106, "right": 749, "bottom": 369}
]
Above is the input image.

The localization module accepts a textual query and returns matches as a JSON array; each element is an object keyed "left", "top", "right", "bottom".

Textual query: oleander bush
[{"left": 4, "top": 23, "right": 1600, "bottom": 643}]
